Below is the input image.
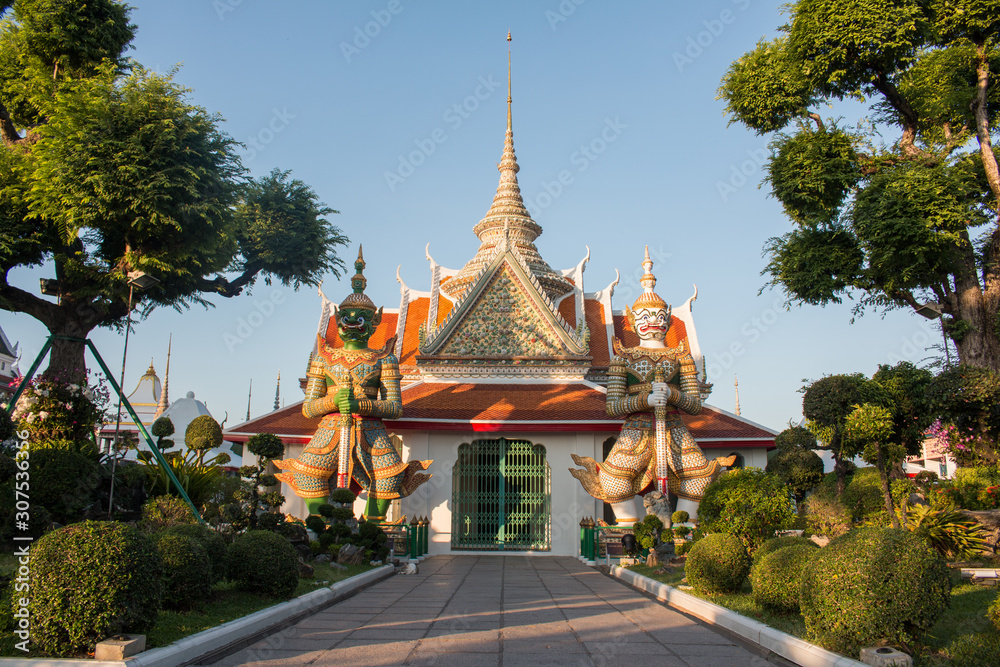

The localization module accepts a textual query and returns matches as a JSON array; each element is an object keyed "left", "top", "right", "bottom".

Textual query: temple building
[
  {"left": 0, "top": 324, "right": 18, "bottom": 390},
  {"left": 225, "top": 60, "right": 776, "bottom": 556}
]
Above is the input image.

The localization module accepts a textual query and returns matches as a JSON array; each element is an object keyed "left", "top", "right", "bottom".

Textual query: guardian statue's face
[
  {"left": 633, "top": 307, "right": 670, "bottom": 342},
  {"left": 338, "top": 307, "right": 376, "bottom": 346}
]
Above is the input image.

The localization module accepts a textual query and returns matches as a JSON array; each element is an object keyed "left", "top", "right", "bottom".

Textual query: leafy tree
[
  {"left": 766, "top": 445, "right": 825, "bottom": 502},
  {"left": 698, "top": 467, "right": 795, "bottom": 555},
  {"left": 844, "top": 362, "right": 934, "bottom": 528},
  {"left": 221, "top": 432, "right": 285, "bottom": 532},
  {"left": 0, "top": 1, "right": 348, "bottom": 381},
  {"left": 773, "top": 424, "right": 818, "bottom": 452},
  {"left": 802, "top": 373, "right": 876, "bottom": 494},
  {"left": 719, "top": 0, "right": 1000, "bottom": 371}
]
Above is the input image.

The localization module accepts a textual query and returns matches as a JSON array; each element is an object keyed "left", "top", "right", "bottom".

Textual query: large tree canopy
[
  {"left": 719, "top": 0, "right": 1000, "bottom": 370},
  {"left": 0, "top": 0, "right": 348, "bottom": 379}
]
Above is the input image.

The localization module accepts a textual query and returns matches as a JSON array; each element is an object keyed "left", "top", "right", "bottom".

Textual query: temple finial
[
  {"left": 734, "top": 375, "right": 741, "bottom": 416},
  {"left": 274, "top": 370, "right": 281, "bottom": 411},
  {"left": 507, "top": 31, "right": 512, "bottom": 134},
  {"left": 154, "top": 334, "right": 171, "bottom": 418}
]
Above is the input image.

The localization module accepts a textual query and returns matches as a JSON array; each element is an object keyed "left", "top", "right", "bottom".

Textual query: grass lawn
[
  {"left": 146, "top": 561, "right": 374, "bottom": 648},
  {"left": 627, "top": 562, "right": 1000, "bottom": 666}
]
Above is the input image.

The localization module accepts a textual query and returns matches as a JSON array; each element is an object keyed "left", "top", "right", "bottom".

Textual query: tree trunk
[{"left": 954, "top": 284, "right": 1000, "bottom": 373}]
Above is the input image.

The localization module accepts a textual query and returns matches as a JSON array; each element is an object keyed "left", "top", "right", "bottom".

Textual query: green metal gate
[{"left": 452, "top": 438, "right": 551, "bottom": 551}]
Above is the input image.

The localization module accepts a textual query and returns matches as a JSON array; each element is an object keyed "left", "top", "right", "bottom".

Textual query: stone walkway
[{"left": 198, "top": 555, "right": 785, "bottom": 667}]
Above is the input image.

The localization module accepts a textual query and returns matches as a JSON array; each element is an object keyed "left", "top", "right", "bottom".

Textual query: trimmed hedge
[
  {"left": 750, "top": 544, "right": 817, "bottom": 611},
  {"left": 228, "top": 530, "right": 299, "bottom": 598},
  {"left": 32, "top": 448, "right": 101, "bottom": 524},
  {"left": 685, "top": 533, "right": 750, "bottom": 594},
  {"left": 162, "top": 523, "right": 228, "bottom": 583},
  {"left": 799, "top": 528, "right": 951, "bottom": 656},
  {"left": 22, "top": 521, "right": 163, "bottom": 656},
  {"left": 155, "top": 533, "right": 212, "bottom": 609},
  {"left": 753, "top": 535, "right": 818, "bottom": 564},
  {"left": 988, "top": 593, "right": 1000, "bottom": 632},
  {"left": 141, "top": 494, "right": 197, "bottom": 531},
  {"left": 698, "top": 468, "right": 795, "bottom": 555}
]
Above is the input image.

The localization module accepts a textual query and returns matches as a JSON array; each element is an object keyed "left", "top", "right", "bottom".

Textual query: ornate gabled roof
[
  {"left": 440, "top": 48, "right": 573, "bottom": 301},
  {"left": 416, "top": 229, "right": 590, "bottom": 378}
]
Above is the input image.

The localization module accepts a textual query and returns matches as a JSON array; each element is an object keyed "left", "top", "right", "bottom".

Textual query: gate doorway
[{"left": 452, "top": 438, "right": 551, "bottom": 551}]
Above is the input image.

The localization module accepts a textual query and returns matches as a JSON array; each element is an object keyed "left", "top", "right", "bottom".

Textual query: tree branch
[
  {"left": 808, "top": 112, "right": 825, "bottom": 132},
  {"left": 871, "top": 74, "right": 921, "bottom": 157},
  {"left": 0, "top": 271, "right": 61, "bottom": 328},
  {"left": 195, "top": 264, "right": 262, "bottom": 299},
  {"left": 971, "top": 42, "right": 1000, "bottom": 208}
]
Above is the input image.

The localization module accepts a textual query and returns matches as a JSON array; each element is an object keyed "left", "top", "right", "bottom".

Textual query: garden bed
[
  {"left": 625, "top": 563, "right": 1000, "bottom": 666},
  {"left": 0, "top": 562, "right": 391, "bottom": 663}
]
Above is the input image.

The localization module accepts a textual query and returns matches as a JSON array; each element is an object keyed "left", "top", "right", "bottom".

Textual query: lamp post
[{"left": 108, "top": 270, "right": 160, "bottom": 517}]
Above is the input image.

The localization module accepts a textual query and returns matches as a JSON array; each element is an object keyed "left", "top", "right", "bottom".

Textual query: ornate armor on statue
[
  {"left": 570, "top": 248, "right": 733, "bottom": 521},
  {"left": 274, "top": 248, "right": 432, "bottom": 519}
]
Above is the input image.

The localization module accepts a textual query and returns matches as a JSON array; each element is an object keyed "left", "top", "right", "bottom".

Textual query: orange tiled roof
[
  {"left": 558, "top": 296, "right": 576, "bottom": 329},
  {"left": 585, "top": 299, "right": 611, "bottom": 367},
  {"left": 224, "top": 384, "right": 773, "bottom": 445}
]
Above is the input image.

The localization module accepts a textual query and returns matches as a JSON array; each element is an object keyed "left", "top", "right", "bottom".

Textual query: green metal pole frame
[{"left": 3, "top": 335, "right": 203, "bottom": 523}]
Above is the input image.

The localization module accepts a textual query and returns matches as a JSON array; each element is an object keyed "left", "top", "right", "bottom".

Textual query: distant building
[{"left": 0, "top": 324, "right": 19, "bottom": 390}]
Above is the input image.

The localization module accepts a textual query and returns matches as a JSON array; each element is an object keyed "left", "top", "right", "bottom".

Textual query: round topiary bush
[
  {"left": 155, "top": 533, "right": 212, "bottom": 609},
  {"left": 685, "top": 532, "right": 750, "bottom": 594},
  {"left": 162, "top": 524, "right": 228, "bottom": 583},
  {"left": 329, "top": 488, "right": 356, "bottom": 504},
  {"left": 799, "top": 528, "right": 951, "bottom": 656},
  {"left": 671, "top": 510, "right": 689, "bottom": 524},
  {"left": 22, "top": 520, "right": 163, "bottom": 656},
  {"left": 988, "top": 593, "right": 1000, "bottom": 631},
  {"left": 753, "top": 535, "right": 818, "bottom": 564},
  {"left": 750, "top": 544, "right": 817, "bottom": 612},
  {"left": 228, "top": 530, "right": 299, "bottom": 598},
  {"left": 947, "top": 632, "right": 1000, "bottom": 667},
  {"left": 632, "top": 514, "right": 664, "bottom": 551}
]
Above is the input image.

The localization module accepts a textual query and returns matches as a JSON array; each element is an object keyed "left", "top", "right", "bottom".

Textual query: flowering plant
[{"left": 4, "top": 372, "right": 110, "bottom": 451}]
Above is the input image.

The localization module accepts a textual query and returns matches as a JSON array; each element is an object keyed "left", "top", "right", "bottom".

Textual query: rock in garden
[
  {"left": 314, "top": 554, "right": 331, "bottom": 564},
  {"left": 298, "top": 559, "right": 314, "bottom": 578},
  {"left": 337, "top": 543, "right": 366, "bottom": 566},
  {"left": 329, "top": 562, "right": 348, "bottom": 570},
  {"left": 646, "top": 552, "right": 660, "bottom": 567}
]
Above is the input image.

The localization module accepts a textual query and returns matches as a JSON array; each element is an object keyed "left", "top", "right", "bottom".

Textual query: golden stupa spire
[
  {"left": 734, "top": 375, "right": 741, "bottom": 416},
  {"left": 441, "top": 32, "right": 573, "bottom": 300},
  {"left": 154, "top": 335, "right": 171, "bottom": 418}
]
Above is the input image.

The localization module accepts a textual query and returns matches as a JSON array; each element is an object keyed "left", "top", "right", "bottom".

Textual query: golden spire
[
  {"left": 442, "top": 32, "right": 573, "bottom": 300},
  {"left": 154, "top": 335, "right": 171, "bottom": 418},
  {"left": 734, "top": 375, "right": 741, "bottom": 416}
]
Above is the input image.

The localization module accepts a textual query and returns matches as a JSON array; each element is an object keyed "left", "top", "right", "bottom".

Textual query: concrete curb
[
  {"left": 610, "top": 566, "right": 867, "bottom": 667},
  {"left": 1, "top": 565, "right": 395, "bottom": 667}
]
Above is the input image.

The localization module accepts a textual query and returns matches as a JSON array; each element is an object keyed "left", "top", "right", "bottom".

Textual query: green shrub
[
  {"left": 632, "top": 514, "right": 664, "bottom": 550},
  {"left": 227, "top": 530, "right": 299, "bottom": 598},
  {"left": 155, "top": 533, "right": 212, "bottom": 609},
  {"left": 673, "top": 525, "right": 692, "bottom": 539},
  {"left": 753, "top": 535, "right": 818, "bottom": 564},
  {"left": 355, "top": 520, "right": 390, "bottom": 561},
  {"left": 329, "top": 488, "right": 356, "bottom": 504},
  {"left": 675, "top": 540, "right": 692, "bottom": 555},
  {"left": 799, "top": 527, "right": 951, "bottom": 656},
  {"left": 698, "top": 468, "right": 795, "bottom": 554},
  {"left": 750, "top": 544, "right": 817, "bottom": 612},
  {"left": 162, "top": 524, "right": 227, "bottom": 583},
  {"left": 803, "top": 492, "right": 851, "bottom": 537},
  {"left": 141, "top": 494, "right": 196, "bottom": 531},
  {"left": 328, "top": 523, "right": 352, "bottom": 540},
  {"left": 947, "top": 632, "right": 1000, "bottom": 667},
  {"left": 32, "top": 448, "right": 101, "bottom": 524},
  {"left": 988, "top": 592, "right": 1000, "bottom": 631},
  {"left": 305, "top": 515, "right": 326, "bottom": 534},
  {"left": 905, "top": 503, "right": 990, "bottom": 559},
  {"left": 185, "top": 415, "right": 223, "bottom": 454},
  {"left": 318, "top": 532, "right": 336, "bottom": 550},
  {"left": 671, "top": 510, "right": 689, "bottom": 524},
  {"left": 22, "top": 520, "right": 162, "bottom": 656},
  {"left": 685, "top": 532, "right": 750, "bottom": 594}
]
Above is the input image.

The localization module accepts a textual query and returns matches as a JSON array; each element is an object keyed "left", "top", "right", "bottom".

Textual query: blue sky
[{"left": 2, "top": 0, "right": 946, "bottom": 432}]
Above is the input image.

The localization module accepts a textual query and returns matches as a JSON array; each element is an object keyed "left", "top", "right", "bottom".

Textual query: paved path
[{"left": 200, "top": 555, "right": 782, "bottom": 667}]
